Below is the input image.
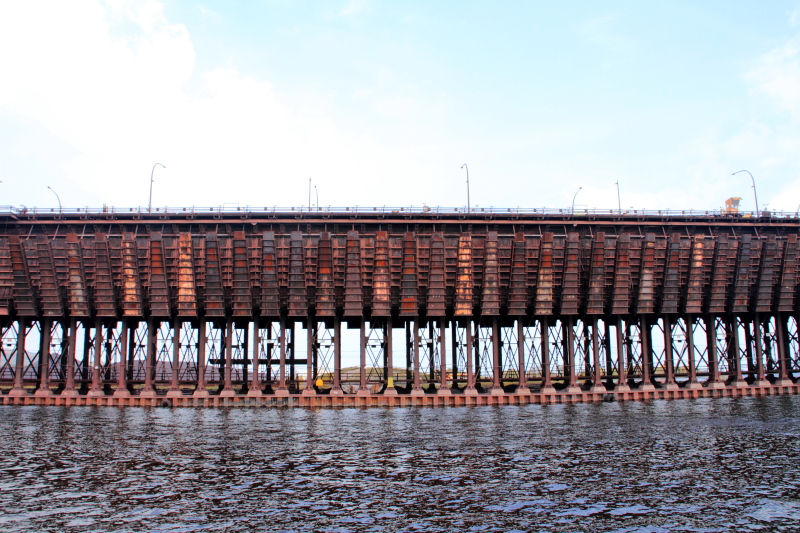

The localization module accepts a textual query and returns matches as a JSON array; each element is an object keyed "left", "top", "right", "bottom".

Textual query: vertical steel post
[
  {"left": 730, "top": 318, "right": 747, "bottom": 387},
  {"left": 604, "top": 320, "right": 614, "bottom": 388},
  {"left": 565, "top": 317, "right": 580, "bottom": 392},
  {"left": 663, "top": 316, "right": 678, "bottom": 389},
  {"left": 249, "top": 321, "right": 263, "bottom": 396},
  {"left": 275, "top": 316, "right": 289, "bottom": 396},
  {"left": 517, "top": 319, "right": 528, "bottom": 394},
  {"left": 302, "top": 318, "right": 315, "bottom": 396},
  {"left": 35, "top": 318, "right": 53, "bottom": 397},
  {"left": 451, "top": 318, "right": 459, "bottom": 390},
  {"left": 775, "top": 314, "right": 793, "bottom": 386},
  {"left": 464, "top": 318, "right": 477, "bottom": 395},
  {"left": 705, "top": 316, "right": 723, "bottom": 388},
  {"left": 385, "top": 316, "right": 397, "bottom": 395},
  {"left": 615, "top": 318, "right": 630, "bottom": 391},
  {"left": 220, "top": 318, "right": 235, "bottom": 397},
  {"left": 194, "top": 321, "right": 209, "bottom": 397},
  {"left": 411, "top": 317, "right": 423, "bottom": 395},
  {"left": 753, "top": 315, "right": 768, "bottom": 386},
  {"left": 685, "top": 317, "right": 701, "bottom": 388},
  {"left": 490, "top": 317, "right": 503, "bottom": 394},
  {"left": 114, "top": 321, "right": 131, "bottom": 397},
  {"left": 540, "top": 318, "right": 554, "bottom": 392},
  {"left": 357, "top": 317, "right": 369, "bottom": 396},
  {"left": 61, "top": 318, "right": 78, "bottom": 397},
  {"left": 167, "top": 318, "right": 182, "bottom": 397},
  {"left": 9, "top": 319, "right": 28, "bottom": 397},
  {"left": 331, "top": 315, "right": 343, "bottom": 395},
  {"left": 140, "top": 318, "right": 157, "bottom": 397},
  {"left": 639, "top": 316, "right": 655, "bottom": 390},
  {"left": 438, "top": 317, "right": 451, "bottom": 396},
  {"left": 590, "top": 318, "right": 604, "bottom": 392}
]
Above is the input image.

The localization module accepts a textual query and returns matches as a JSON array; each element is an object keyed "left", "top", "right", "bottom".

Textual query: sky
[{"left": 1, "top": 1, "right": 800, "bottom": 214}]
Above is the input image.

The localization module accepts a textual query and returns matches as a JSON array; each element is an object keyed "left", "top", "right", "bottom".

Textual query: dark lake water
[{"left": 0, "top": 397, "right": 799, "bottom": 533}]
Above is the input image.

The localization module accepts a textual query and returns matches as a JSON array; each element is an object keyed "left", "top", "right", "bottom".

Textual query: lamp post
[
  {"left": 732, "top": 170, "right": 759, "bottom": 215},
  {"left": 461, "top": 164, "right": 470, "bottom": 212},
  {"left": 47, "top": 186, "right": 62, "bottom": 212},
  {"left": 615, "top": 181, "right": 621, "bottom": 213},
  {"left": 571, "top": 186, "right": 583, "bottom": 213},
  {"left": 315, "top": 185, "right": 319, "bottom": 212},
  {"left": 148, "top": 163, "right": 165, "bottom": 212}
]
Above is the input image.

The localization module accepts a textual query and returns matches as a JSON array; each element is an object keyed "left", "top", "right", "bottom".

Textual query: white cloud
[
  {"left": 747, "top": 34, "right": 800, "bottom": 119},
  {"left": 0, "top": 0, "right": 434, "bottom": 209}
]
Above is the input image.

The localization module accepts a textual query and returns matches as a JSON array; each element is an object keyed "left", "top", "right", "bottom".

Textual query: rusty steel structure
[{"left": 0, "top": 206, "right": 798, "bottom": 407}]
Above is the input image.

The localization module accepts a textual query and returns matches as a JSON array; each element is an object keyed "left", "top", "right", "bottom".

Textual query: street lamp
[
  {"left": 315, "top": 185, "right": 319, "bottom": 212},
  {"left": 47, "top": 186, "right": 61, "bottom": 212},
  {"left": 615, "top": 181, "right": 621, "bottom": 213},
  {"left": 732, "top": 170, "right": 759, "bottom": 215},
  {"left": 461, "top": 164, "right": 470, "bottom": 212},
  {"left": 148, "top": 163, "right": 166, "bottom": 212},
  {"left": 571, "top": 186, "right": 583, "bottom": 213}
]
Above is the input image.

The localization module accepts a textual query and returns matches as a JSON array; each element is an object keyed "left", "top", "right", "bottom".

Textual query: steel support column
[
  {"left": 302, "top": 318, "right": 315, "bottom": 396},
  {"left": 517, "top": 319, "right": 529, "bottom": 394},
  {"left": 9, "top": 319, "right": 28, "bottom": 397},
  {"left": 775, "top": 315, "right": 793, "bottom": 386},
  {"left": 615, "top": 318, "right": 630, "bottom": 391},
  {"left": 565, "top": 317, "right": 580, "bottom": 393},
  {"left": 385, "top": 316, "right": 397, "bottom": 395},
  {"left": 639, "top": 316, "right": 655, "bottom": 390},
  {"left": 464, "top": 318, "right": 477, "bottom": 395},
  {"left": 411, "top": 317, "right": 423, "bottom": 396},
  {"left": 357, "top": 318, "right": 369, "bottom": 396},
  {"left": 330, "top": 316, "right": 343, "bottom": 395},
  {"left": 140, "top": 319, "right": 157, "bottom": 397},
  {"left": 35, "top": 318, "right": 53, "bottom": 397},
  {"left": 275, "top": 317, "right": 289, "bottom": 396},
  {"left": 167, "top": 319, "right": 182, "bottom": 397},
  {"left": 61, "top": 319, "right": 78, "bottom": 397},
  {"left": 220, "top": 318, "right": 235, "bottom": 397},
  {"left": 705, "top": 316, "right": 724, "bottom": 389},
  {"left": 540, "top": 318, "right": 554, "bottom": 392},
  {"left": 438, "top": 317, "right": 451, "bottom": 396},
  {"left": 590, "top": 318, "right": 604, "bottom": 392},
  {"left": 114, "top": 321, "right": 131, "bottom": 397},
  {"left": 662, "top": 316, "right": 679, "bottom": 390}
]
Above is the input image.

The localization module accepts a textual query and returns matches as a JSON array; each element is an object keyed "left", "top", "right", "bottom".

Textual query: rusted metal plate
[
  {"left": 534, "top": 232, "right": 554, "bottom": 316},
  {"left": 427, "top": 233, "right": 446, "bottom": 316},
  {"left": 372, "top": 231, "right": 391, "bottom": 316},
  {"left": 176, "top": 232, "right": 197, "bottom": 317},
  {"left": 610, "top": 234, "right": 631, "bottom": 316},
  {"left": 92, "top": 235, "right": 116, "bottom": 317},
  {"left": 343, "top": 231, "right": 363, "bottom": 317},
  {"left": 399, "top": 232, "right": 417, "bottom": 316},
  {"left": 776, "top": 234, "right": 798, "bottom": 313},
  {"left": 507, "top": 233, "right": 528, "bottom": 316},
  {"left": 559, "top": 232, "right": 581, "bottom": 316},
  {"left": 315, "top": 232, "right": 335, "bottom": 317},
  {"left": 480, "top": 231, "right": 500, "bottom": 316},
  {"left": 454, "top": 233, "right": 473, "bottom": 316}
]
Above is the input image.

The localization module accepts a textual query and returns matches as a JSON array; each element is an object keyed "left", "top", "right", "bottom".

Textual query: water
[{"left": 0, "top": 397, "right": 799, "bottom": 533}]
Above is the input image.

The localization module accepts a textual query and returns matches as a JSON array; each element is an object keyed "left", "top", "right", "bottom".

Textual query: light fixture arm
[
  {"left": 571, "top": 186, "right": 583, "bottom": 213},
  {"left": 149, "top": 163, "right": 165, "bottom": 212},
  {"left": 47, "top": 186, "right": 61, "bottom": 212},
  {"left": 733, "top": 170, "right": 759, "bottom": 215}
]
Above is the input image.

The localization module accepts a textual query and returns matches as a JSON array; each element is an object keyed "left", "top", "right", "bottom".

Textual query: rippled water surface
[{"left": 1, "top": 397, "right": 799, "bottom": 532}]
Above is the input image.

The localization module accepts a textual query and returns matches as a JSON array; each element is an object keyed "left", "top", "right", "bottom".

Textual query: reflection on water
[{"left": 0, "top": 397, "right": 799, "bottom": 532}]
